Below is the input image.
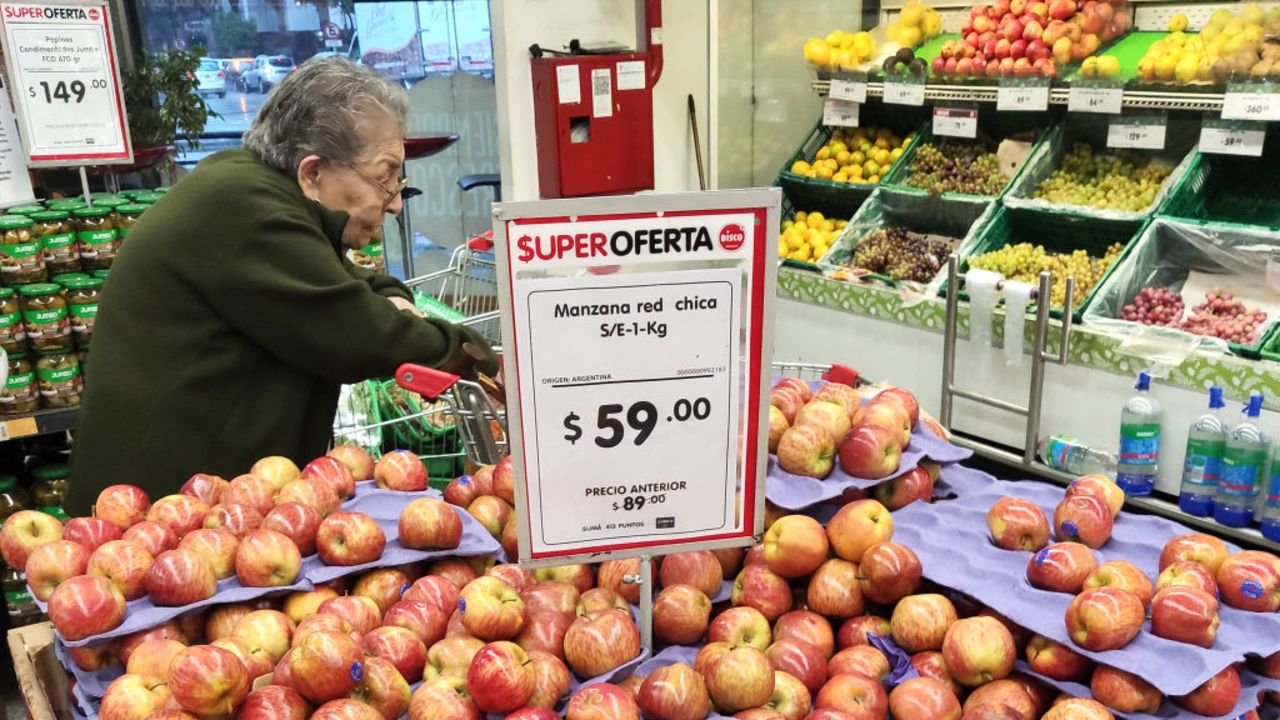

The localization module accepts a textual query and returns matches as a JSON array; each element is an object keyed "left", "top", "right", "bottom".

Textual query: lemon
[
  {"left": 897, "top": 27, "right": 922, "bottom": 49},
  {"left": 1243, "top": 3, "right": 1265, "bottom": 27},
  {"left": 1167, "top": 31, "right": 1186, "bottom": 48},
  {"left": 923, "top": 10, "right": 942, "bottom": 38},
  {"left": 864, "top": 160, "right": 880, "bottom": 177},
  {"left": 790, "top": 160, "right": 811, "bottom": 174},
  {"left": 841, "top": 33, "right": 858, "bottom": 50},
  {"left": 835, "top": 150, "right": 852, "bottom": 166},
  {"left": 850, "top": 151, "right": 866, "bottom": 165},
  {"left": 833, "top": 171, "right": 848, "bottom": 183},
  {"left": 1168, "top": 12, "right": 1188, "bottom": 32},
  {"left": 900, "top": 3, "right": 923, "bottom": 27},
  {"left": 1197, "top": 58, "right": 1214, "bottom": 81},
  {"left": 1155, "top": 55, "right": 1177, "bottom": 81},
  {"left": 1097, "top": 56, "right": 1121, "bottom": 78},
  {"left": 891, "top": 147, "right": 904, "bottom": 160},
  {"left": 1080, "top": 56, "right": 1099, "bottom": 77},
  {"left": 852, "top": 31, "right": 873, "bottom": 56},
  {"left": 806, "top": 212, "right": 826, "bottom": 228},
  {"left": 816, "top": 147, "right": 831, "bottom": 161},
  {"left": 803, "top": 38, "right": 833, "bottom": 68},
  {"left": 825, "top": 31, "right": 845, "bottom": 47},
  {"left": 1175, "top": 56, "right": 1198, "bottom": 83}
]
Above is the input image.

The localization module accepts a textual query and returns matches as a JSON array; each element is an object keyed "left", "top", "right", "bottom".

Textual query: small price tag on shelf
[
  {"left": 1222, "top": 84, "right": 1280, "bottom": 121},
  {"left": 0, "top": 417, "right": 36, "bottom": 441},
  {"left": 1068, "top": 84, "right": 1123, "bottom": 114},
  {"left": 823, "top": 99, "right": 859, "bottom": 127},
  {"left": 884, "top": 79, "right": 926, "bottom": 106},
  {"left": 1107, "top": 117, "right": 1167, "bottom": 150},
  {"left": 932, "top": 105, "right": 978, "bottom": 139},
  {"left": 997, "top": 79, "right": 1050, "bottom": 112},
  {"left": 1200, "top": 121, "right": 1266, "bottom": 157},
  {"left": 829, "top": 76, "right": 867, "bottom": 104}
]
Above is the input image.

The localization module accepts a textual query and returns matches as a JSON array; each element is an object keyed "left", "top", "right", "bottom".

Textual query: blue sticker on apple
[
  {"left": 1062, "top": 520, "right": 1078, "bottom": 538},
  {"left": 459, "top": 475, "right": 471, "bottom": 485},
  {"left": 1242, "top": 579, "right": 1265, "bottom": 599},
  {"left": 349, "top": 661, "right": 364, "bottom": 682},
  {"left": 458, "top": 597, "right": 467, "bottom": 613},
  {"left": 1034, "top": 548, "right": 1049, "bottom": 565},
  {"left": 399, "top": 583, "right": 410, "bottom": 597}
]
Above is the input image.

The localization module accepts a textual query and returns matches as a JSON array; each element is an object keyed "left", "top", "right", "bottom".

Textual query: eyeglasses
[{"left": 348, "top": 165, "right": 409, "bottom": 210}]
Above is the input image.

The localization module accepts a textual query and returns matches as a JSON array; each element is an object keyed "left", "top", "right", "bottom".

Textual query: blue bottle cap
[
  {"left": 1135, "top": 370, "right": 1151, "bottom": 391},
  {"left": 1244, "top": 392, "right": 1264, "bottom": 418},
  {"left": 1209, "top": 386, "right": 1225, "bottom": 410}
]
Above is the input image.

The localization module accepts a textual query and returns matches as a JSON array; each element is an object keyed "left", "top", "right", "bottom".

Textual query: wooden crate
[{"left": 7, "top": 622, "right": 70, "bottom": 720}]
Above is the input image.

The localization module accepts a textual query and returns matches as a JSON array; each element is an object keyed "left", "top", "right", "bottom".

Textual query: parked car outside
[
  {"left": 194, "top": 58, "right": 225, "bottom": 98},
  {"left": 224, "top": 57, "right": 254, "bottom": 91},
  {"left": 243, "top": 55, "right": 295, "bottom": 94}
]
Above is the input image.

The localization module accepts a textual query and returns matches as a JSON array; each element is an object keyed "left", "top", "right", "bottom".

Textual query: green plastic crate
[
  {"left": 374, "top": 380, "right": 464, "bottom": 485},
  {"left": 775, "top": 109, "right": 927, "bottom": 219},
  {"left": 777, "top": 188, "right": 865, "bottom": 269},
  {"left": 818, "top": 188, "right": 993, "bottom": 287},
  {"left": 1260, "top": 324, "right": 1280, "bottom": 363},
  {"left": 1084, "top": 218, "right": 1280, "bottom": 358},
  {"left": 1159, "top": 141, "right": 1280, "bottom": 232},
  {"left": 946, "top": 204, "right": 1146, "bottom": 322}
]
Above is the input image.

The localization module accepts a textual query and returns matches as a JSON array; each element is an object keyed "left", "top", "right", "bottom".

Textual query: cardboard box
[{"left": 7, "top": 622, "right": 70, "bottom": 720}]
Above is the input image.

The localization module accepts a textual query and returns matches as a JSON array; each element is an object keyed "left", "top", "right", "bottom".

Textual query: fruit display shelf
[
  {"left": 0, "top": 406, "right": 79, "bottom": 441},
  {"left": 1062, "top": 30, "right": 1165, "bottom": 84},
  {"left": 892, "top": 477, "right": 1280, "bottom": 697},
  {"left": 811, "top": 77, "right": 1232, "bottom": 110},
  {"left": 1160, "top": 146, "right": 1280, "bottom": 232}
]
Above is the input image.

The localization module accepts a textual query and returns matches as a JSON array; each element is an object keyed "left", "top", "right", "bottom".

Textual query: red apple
[
  {"left": 774, "top": 610, "right": 834, "bottom": 659},
  {"left": 283, "top": 587, "right": 338, "bottom": 624},
  {"left": 766, "top": 639, "right": 827, "bottom": 693},
  {"left": 837, "top": 615, "right": 890, "bottom": 648},
  {"left": 117, "top": 622, "right": 186, "bottom": 664},
  {"left": 463, "top": 641, "right": 535, "bottom": 713},
  {"left": 796, "top": 400, "right": 853, "bottom": 444},
  {"left": 1174, "top": 664, "right": 1241, "bottom": 716},
  {"left": 1090, "top": 664, "right": 1160, "bottom": 713},
  {"left": 206, "top": 603, "right": 253, "bottom": 641},
  {"left": 890, "top": 677, "right": 961, "bottom": 720},
  {"left": 873, "top": 466, "right": 932, "bottom": 511},
  {"left": 733, "top": 564, "right": 792, "bottom": 621},
  {"left": 24, "top": 538, "right": 89, "bottom": 601},
  {"left": 211, "top": 636, "right": 274, "bottom": 679},
  {"left": 827, "top": 499, "right": 893, "bottom": 563},
  {"left": 125, "top": 637, "right": 187, "bottom": 680},
  {"left": 352, "top": 567, "right": 410, "bottom": 614},
  {"left": 1026, "top": 542, "right": 1097, "bottom": 593},
  {"left": 204, "top": 503, "right": 265, "bottom": 538},
  {"left": 962, "top": 679, "right": 1038, "bottom": 718},
  {"left": 768, "top": 405, "right": 789, "bottom": 453},
  {"left": 660, "top": 550, "right": 722, "bottom": 596},
  {"left": 328, "top": 444, "right": 376, "bottom": 482},
  {"left": 224, "top": 474, "right": 276, "bottom": 515},
  {"left": 653, "top": 584, "right": 711, "bottom": 645},
  {"left": 460, "top": 575, "right": 526, "bottom": 640},
  {"left": 709, "top": 605, "right": 772, "bottom": 650},
  {"left": 1065, "top": 587, "right": 1144, "bottom": 651},
  {"left": 775, "top": 377, "right": 813, "bottom": 403},
  {"left": 239, "top": 685, "right": 310, "bottom": 720},
  {"left": 362, "top": 626, "right": 427, "bottom": 683},
  {"left": 815, "top": 673, "right": 888, "bottom": 717},
  {"left": 564, "top": 608, "right": 641, "bottom": 677},
  {"left": 533, "top": 564, "right": 595, "bottom": 594},
  {"left": 100, "top": 673, "right": 172, "bottom": 720},
  {"left": 278, "top": 478, "right": 340, "bottom": 517},
  {"left": 1151, "top": 585, "right": 1219, "bottom": 647},
  {"left": 384, "top": 599, "right": 450, "bottom": 647},
  {"left": 179, "top": 527, "right": 240, "bottom": 578},
  {"left": 488, "top": 563, "right": 534, "bottom": 593},
  {"left": 890, "top": 593, "right": 957, "bottom": 653},
  {"left": 467, "top": 495, "right": 512, "bottom": 536},
  {"left": 316, "top": 511, "right": 386, "bottom": 566},
  {"left": 399, "top": 497, "right": 463, "bottom": 550},
  {"left": 404, "top": 574, "right": 461, "bottom": 613},
  {"left": 706, "top": 645, "right": 775, "bottom": 712},
  {"left": 858, "top": 541, "right": 922, "bottom": 605},
  {"left": 263, "top": 502, "right": 322, "bottom": 556},
  {"left": 910, "top": 651, "right": 964, "bottom": 697},
  {"left": 1, "top": 511, "right": 64, "bottom": 571},
  {"left": 425, "top": 636, "right": 483, "bottom": 681},
  {"left": 772, "top": 387, "right": 804, "bottom": 424},
  {"left": 577, "top": 588, "right": 626, "bottom": 617},
  {"left": 1217, "top": 550, "right": 1280, "bottom": 612},
  {"left": 763, "top": 669, "right": 810, "bottom": 719},
  {"left": 303, "top": 456, "right": 357, "bottom": 500},
  {"left": 875, "top": 387, "right": 919, "bottom": 429},
  {"left": 527, "top": 649, "right": 570, "bottom": 708},
  {"left": 233, "top": 609, "right": 295, "bottom": 663},
  {"left": 47, "top": 574, "right": 126, "bottom": 640},
  {"left": 407, "top": 676, "right": 480, "bottom": 719},
  {"left": 1053, "top": 495, "right": 1112, "bottom": 549},
  {"left": 66, "top": 643, "right": 119, "bottom": 671},
  {"left": 807, "top": 558, "right": 865, "bottom": 619},
  {"left": 778, "top": 424, "right": 836, "bottom": 478},
  {"left": 639, "top": 662, "right": 711, "bottom": 719},
  {"left": 312, "top": 699, "right": 383, "bottom": 720},
  {"left": 95, "top": 485, "right": 152, "bottom": 530},
  {"left": 1156, "top": 560, "right": 1219, "bottom": 596},
  {"left": 941, "top": 616, "right": 1015, "bottom": 687},
  {"left": 814, "top": 383, "right": 862, "bottom": 424},
  {"left": 515, "top": 609, "right": 572, "bottom": 660},
  {"left": 566, "top": 683, "right": 640, "bottom": 720},
  {"left": 289, "top": 630, "right": 365, "bottom": 704},
  {"left": 122, "top": 520, "right": 177, "bottom": 557},
  {"left": 1025, "top": 634, "right": 1092, "bottom": 681},
  {"left": 374, "top": 450, "right": 428, "bottom": 491},
  {"left": 987, "top": 497, "right": 1050, "bottom": 551},
  {"left": 146, "top": 494, "right": 210, "bottom": 538},
  {"left": 838, "top": 424, "right": 902, "bottom": 479},
  {"left": 1041, "top": 698, "right": 1112, "bottom": 720},
  {"left": 1065, "top": 474, "right": 1124, "bottom": 519},
  {"left": 490, "top": 456, "right": 516, "bottom": 504},
  {"left": 168, "top": 645, "right": 250, "bottom": 715},
  {"left": 1160, "top": 532, "right": 1230, "bottom": 574},
  {"left": 145, "top": 547, "right": 217, "bottom": 606},
  {"left": 1082, "top": 560, "right": 1152, "bottom": 606},
  {"left": 251, "top": 456, "right": 301, "bottom": 492},
  {"left": 349, "top": 655, "right": 411, "bottom": 718},
  {"left": 763, "top": 514, "right": 828, "bottom": 579},
  {"left": 233, "top": 528, "right": 300, "bottom": 586},
  {"left": 443, "top": 474, "right": 481, "bottom": 509},
  {"left": 318, "top": 594, "right": 382, "bottom": 635},
  {"left": 522, "top": 580, "right": 579, "bottom": 618}
]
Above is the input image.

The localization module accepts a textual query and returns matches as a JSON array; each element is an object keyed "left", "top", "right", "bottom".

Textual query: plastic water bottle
[
  {"left": 1179, "top": 386, "right": 1227, "bottom": 516},
  {"left": 1116, "top": 370, "right": 1163, "bottom": 496},
  {"left": 1037, "top": 435, "right": 1117, "bottom": 475},
  {"left": 1215, "top": 392, "right": 1270, "bottom": 528},
  {"left": 1261, "top": 444, "right": 1280, "bottom": 540}
]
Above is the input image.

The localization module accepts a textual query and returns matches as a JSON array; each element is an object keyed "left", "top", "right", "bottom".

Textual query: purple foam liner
[{"left": 303, "top": 508, "right": 499, "bottom": 585}]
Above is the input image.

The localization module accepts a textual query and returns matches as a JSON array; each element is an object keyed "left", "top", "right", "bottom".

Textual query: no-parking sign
[{"left": 495, "top": 190, "right": 779, "bottom": 566}]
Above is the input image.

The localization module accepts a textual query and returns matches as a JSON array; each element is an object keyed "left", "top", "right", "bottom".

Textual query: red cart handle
[
  {"left": 822, "top": 364, "right": 860, "bottom": 387},
  {"left": 395, "top": 363, "right": 459, "bottom": 401}
]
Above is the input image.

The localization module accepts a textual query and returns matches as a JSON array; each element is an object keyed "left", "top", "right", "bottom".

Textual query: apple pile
[
  {"left": 933, "top": 0, "right": 1132, "bottom": 79},
  {"left": 772, "top": 378, "right": 921, "bottom": 482},
  {"left": 441, "top": 455, "right": 521, "bottom": 556},
  {"left": 0, "top": 445, "right": 465, "bottom": 643}
]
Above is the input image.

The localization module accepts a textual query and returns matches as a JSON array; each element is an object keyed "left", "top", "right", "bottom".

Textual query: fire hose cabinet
[{"left": 531, "top": 53, "right": 655, "bottom": 199}]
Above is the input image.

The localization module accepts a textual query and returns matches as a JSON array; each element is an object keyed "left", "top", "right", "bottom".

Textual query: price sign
[
  {"left": 997, "top": 80, "right": 1050, "bottom": 112},
  {"left": 823, "top": 98, "right": 859, "bottom": 127},
  {"left": 497, "top": 191, "right": 777, "bottom": 565},
  {"left": 1200, "top": 122, "right": 1266, "bottom": 157},
  {"left": 884, "top": 79, "right": 926, "bottom": 106},
  {"left": 1222, "top": 84, "right": 1280, "bottom": 122},
  {"left": 829, "top": 77, "right": 867, "bottom": 104},
  {"left": 933, "top": 106, "right": 978, "bottom": 139},
  {"left": 1068, "top": 85, "right": 1123, "bottom": 114},
  {"left": 0, "top": 1, "right": 132, "bottom": 165},
  {"left": 1107, "top": 119, "right": 1166, "bottom": 150}
]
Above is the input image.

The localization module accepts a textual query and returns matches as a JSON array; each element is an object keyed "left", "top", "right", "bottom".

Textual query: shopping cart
[
  {"left": 332, "top": 234, "right": 508, "bottom": 487},
  {"left": 772, "top": 360, "right": 863, "bottom": 387}
]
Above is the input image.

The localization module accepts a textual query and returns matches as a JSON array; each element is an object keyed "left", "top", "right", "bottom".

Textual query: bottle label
[
  {"left": 1119, "top": 423, "right": 1161, "bottom": 466},
  {"left": 40, "top": 233, "right": 78, "bottom": 262},
  {"left": 77, "top": 230, "right": 116, "bottom": 259},
  {"left": 4, "top": 587, "right": 34, "bottom": 607},
  {"left": 1182, "top": 437, "right": 1225, "bottom": 490},
  {"left": 1220, "top": 446, "right": 1268, "bottom": 499},
  {"left": 5, "top": 370, "right": 33, "bottom": 391},
  {"left": 0, "top": 311, "right": 19, "bottom": 330},
  {"left": 1044, "top": 435, "right": 1079, "bottom": 472}
]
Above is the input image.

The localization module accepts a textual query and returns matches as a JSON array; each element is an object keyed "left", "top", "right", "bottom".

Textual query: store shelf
[
  {"left": 0, "top": 408, "right": 78, "bottom": 441},
  {"left": 812, "top": 79, "right": 1228, "bottom": 112}
]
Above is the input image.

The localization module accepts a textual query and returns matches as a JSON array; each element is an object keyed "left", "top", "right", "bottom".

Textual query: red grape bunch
[{"left": 1122, "top": 286, "right": 1268, "bottom": 344}]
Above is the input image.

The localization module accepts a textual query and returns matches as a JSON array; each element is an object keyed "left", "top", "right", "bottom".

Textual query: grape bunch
[
  {"left": 969, "top": 241, "right": 1125, "bottom": 308},
  {"left": 1032, "top": 142, "right": 1174, "bottom": 212},
  {"left": 850, "top": 227, "right": 952, "bottom": 283},
  {"left": 1125, "top": 286, "right": 1269, "bottom": 343},
  {"left": 905, "top": 140, "right": 1006, "bottom": 196}
]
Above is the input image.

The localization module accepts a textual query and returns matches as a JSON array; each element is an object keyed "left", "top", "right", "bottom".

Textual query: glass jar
[
  {"left": 73, "top": 207, "right": 117, "bottom": 271},
  {"left": 29, "top": 463, "right": 68, "bottom": 509},
  {"left": 115, "top": 204, "right": 147, "bottom": 243},
  {"left": 0, "top": 288, "right": 25, "bottom": 357},
  {"left": 132, "top": 191, "right": 161, "bottom": 206},
  {"left": 35, "top": 349, "right": 81, "bottom": 408},
  {"left": 47, "top": 199, "right": 86, "bottom": 213},
  {"left": 91, "top": 269, "right": 109, "bottom": 281},
  {"left": 32, "top": 211, "right": 79, "bottom": 275},
  {"left": 76, "top": 344, "right": 89, "bottom": 381},
  {"left": 5, "top": 205, "right": 43, "bottom": 217},
  {"left": 19, "top": 283, "right": 70, "bottom": 352},
  {"left": 63, "top": 277, "right": 100, "bottom": 346},
  {"left": 0, "top": 353, "right": 36, "bottom": 415},
  {"left": 0, "top": 216, "right": 44, "bottom": 286},
  {"left": 51, "top": 273, "right": 89, "bottom": 287}
]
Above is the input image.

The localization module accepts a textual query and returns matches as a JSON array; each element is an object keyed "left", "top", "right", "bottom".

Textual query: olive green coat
[{"left": 66, "top": 150, "right": 486, "bottom": 515}]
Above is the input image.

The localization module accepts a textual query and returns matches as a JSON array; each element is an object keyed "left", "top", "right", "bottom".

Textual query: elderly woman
[{"left": 65, "top": 58, "right": 495, "bottom": 515}]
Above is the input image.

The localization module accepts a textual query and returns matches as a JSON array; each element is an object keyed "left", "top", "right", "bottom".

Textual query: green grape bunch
[
  {"left": 1032, "top": 142, "right": 1174, "bottom": 212},
  {"left": 905, "top": 139, "right": 1006, "bottom": 196},
  {"left": 969, "top": 241, "right": 1124, "bottom": 307}
]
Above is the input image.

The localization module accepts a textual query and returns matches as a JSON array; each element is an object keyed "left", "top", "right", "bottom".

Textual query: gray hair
[{"left": 243, "top": 57, "right": 409, "bottom": 175}]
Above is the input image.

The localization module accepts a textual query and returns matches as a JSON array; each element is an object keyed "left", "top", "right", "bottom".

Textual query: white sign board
[
  {"left": 823, "top": 98, "right": 859, "bottom": 127},
  {"left": 1200, "top": 124, "right": 1266, "bottom": 157},
  {"left": 0, "top": 83, "right": 34, "bottom": 207},
  {"left": 933, "top": 106, "right": 978, "bottom": 139},
  {"left": 1067, "top": 85, "right": 1123, "bottom": 115},
  {"left": 0, "top": 1, "right": 132, "bottom": 166},
  {"left": 496, "top": 191, "right": 778, "bottom": 565},
  {"left": 1222, "top": 86, "right": 1280, "bottom": 122},
  {"left": 1107, "top": 120, "right": 1166, "bottom": 150}
]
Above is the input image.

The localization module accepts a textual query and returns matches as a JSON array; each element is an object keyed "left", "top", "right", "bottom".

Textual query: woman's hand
[{"left": 389, "top": 296, "right": 423, "bottom": 317}]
